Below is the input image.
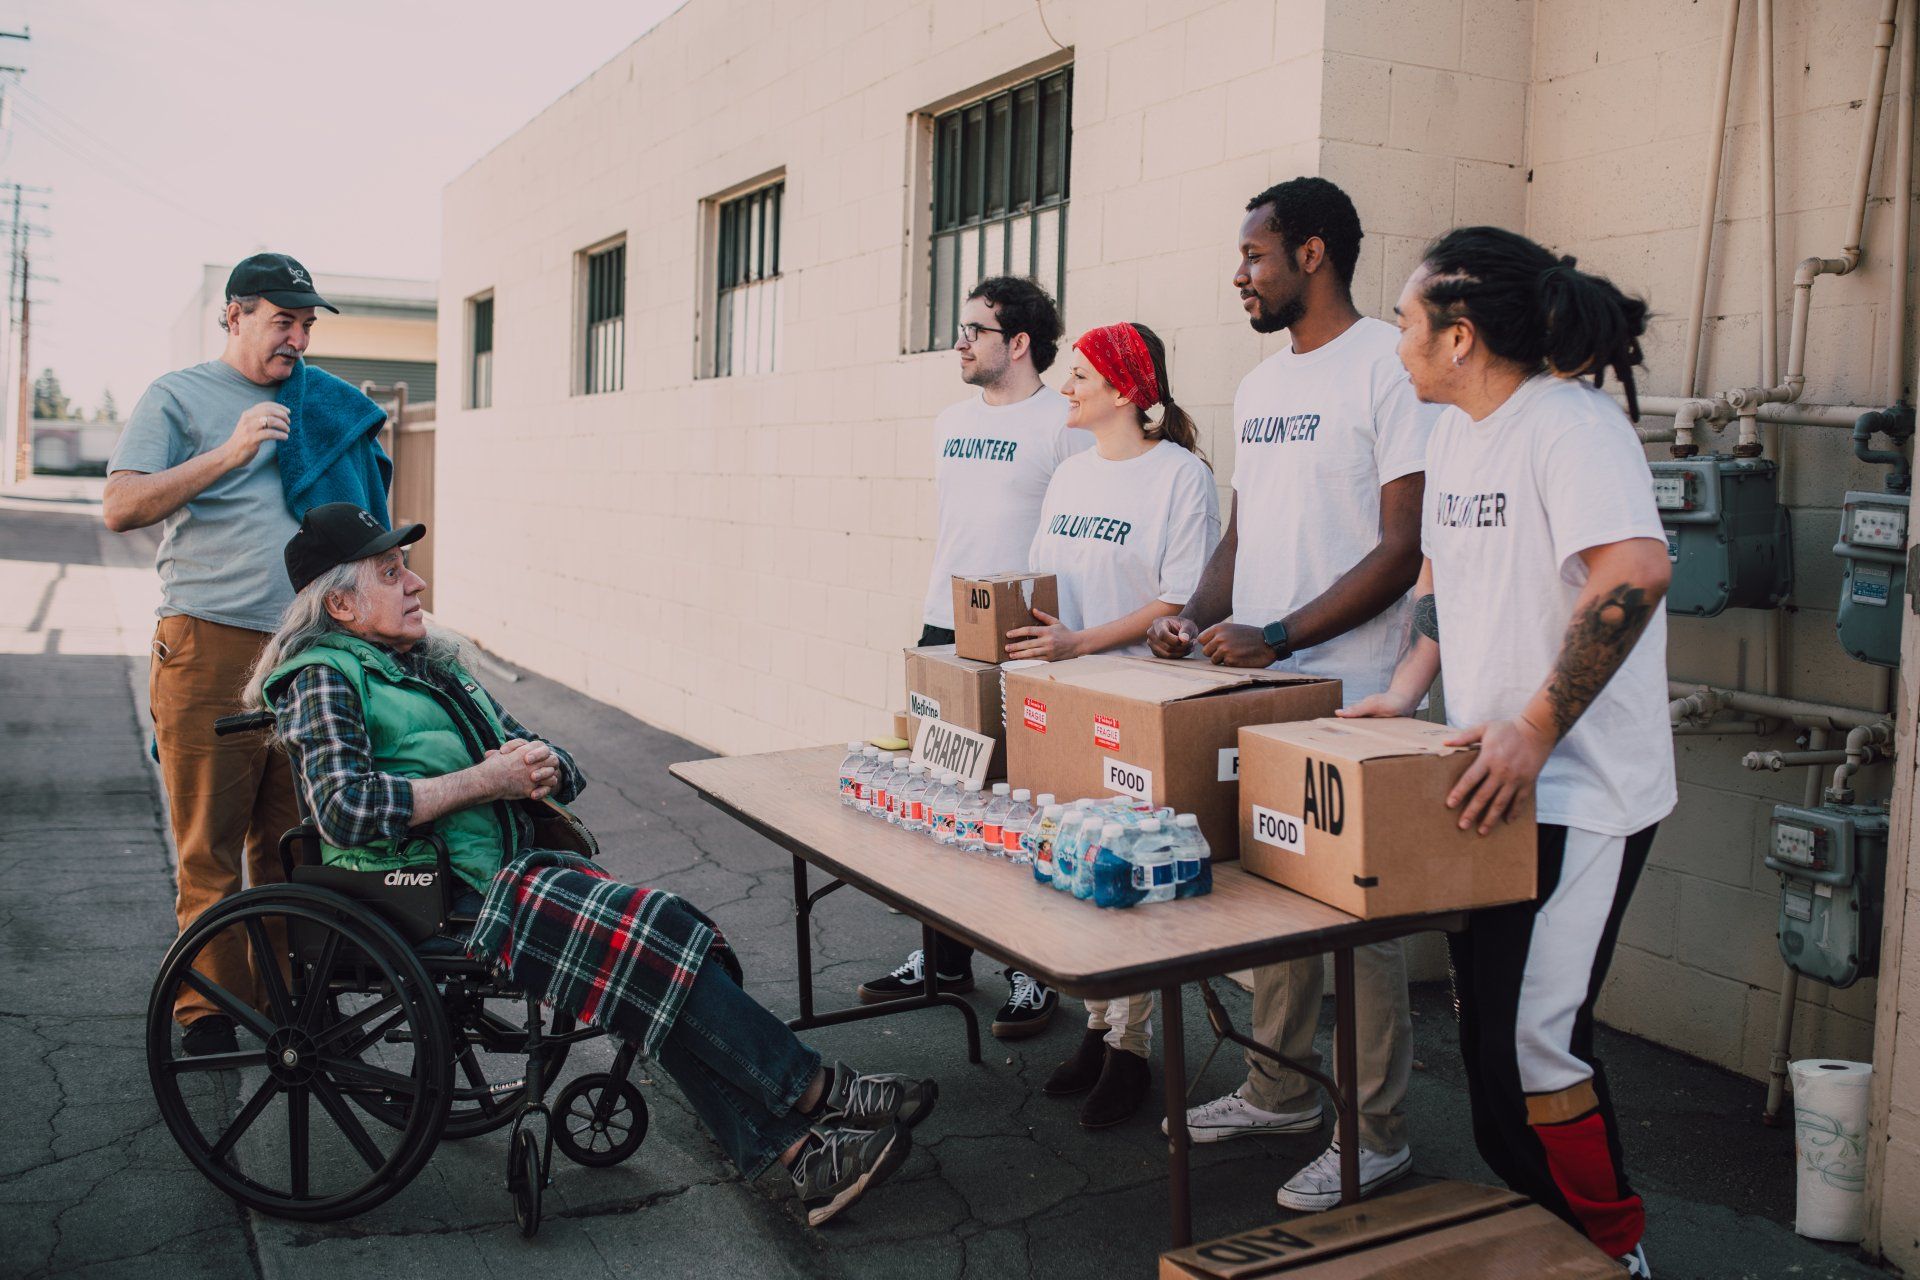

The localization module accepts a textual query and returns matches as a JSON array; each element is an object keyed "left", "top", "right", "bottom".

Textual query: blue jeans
[{"left": 655, "top": 959, "right": 822, "bottom": 1177}]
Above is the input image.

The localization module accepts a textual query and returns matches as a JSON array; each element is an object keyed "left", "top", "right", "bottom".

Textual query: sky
[{"left": 2, "top": 0, "right": 688, "bottom": 415}]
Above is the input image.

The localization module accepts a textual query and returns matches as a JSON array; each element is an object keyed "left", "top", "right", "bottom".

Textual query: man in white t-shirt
[
  {"left": 1146, "top": 178, "right": 1436, "bottom": 1211},
  {"left": 860, "top": 275, "right": 1091, "bottom": 1038}
]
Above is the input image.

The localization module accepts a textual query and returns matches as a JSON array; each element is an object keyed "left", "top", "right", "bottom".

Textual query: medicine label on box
[{"left": 908, "top": 691, "right": 941, "bottom": 720}]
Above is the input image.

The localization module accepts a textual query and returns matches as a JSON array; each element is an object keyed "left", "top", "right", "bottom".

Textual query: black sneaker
[
  {"left": 814, "top": 1061, "right": 938, "bottom": 1130},
  {"left": 856, "top": 948, "right": 974, "bottom": 1005},
  {"left": 181, "top": 1014, "right": 238, "bottom": 1057},
  {"left": 790, "top": 1122, "right": 911, "bottom": 1226},
  {"left": 991, "top": 969, "right": 1057, "bottom": 1039}
]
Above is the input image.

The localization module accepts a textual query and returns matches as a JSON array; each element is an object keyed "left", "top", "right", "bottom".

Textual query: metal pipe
[
  {"left": 1666, "top": 681, "right": 1888, "bottom": 730},
  {"left": 1828, "top": 719, "right": 1896, "bottom": 799},
  {"left": 1676, "top": 718, "right": 1777, "bottom": 736},
  {"left": 1683, "top": 0, "right": 1745, "bottom": 402},
  {"left": 1742, "top": 748, "right": 1851, "bottom": 771},
  {"left": 1629, "top": 395, "right": 1886, "bottom": 431},
  {"left": 1891, "top": 0, "right": 1916, "bottom": 404},
  {"left": 1762, "top": 725, "right": 1834, "bottom": 1127},
  {"left": 1760, "top": 0, "right": 1781, "bottom": 390},
  {"left": 1669, "top": 686, "right": 1729, "bottom": 727},
  {"left": 1845, "top": 0, "right": 1901, "bottom": 269}
]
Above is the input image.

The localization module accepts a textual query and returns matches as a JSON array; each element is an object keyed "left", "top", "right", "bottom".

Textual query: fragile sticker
[
  {"left": 1023, "top": 697, "right": 1048, "bottom": 733},
  {"left": 1102, "top": 758, "right": 1153, "bottom": 804},
  {"left": 1251, "top": 805, "right": 1306, "bottom": 855},
  {"left": 1093, "top": 715, "right": 1121, "bottom": 750}
]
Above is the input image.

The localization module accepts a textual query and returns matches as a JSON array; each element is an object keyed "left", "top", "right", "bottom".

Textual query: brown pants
[
  {"left": 149, "top": 614, "right": 300, "bottom": 1027},
  {"left": 1244, "top": 939, "right": 1413, "bottom": 1153}
]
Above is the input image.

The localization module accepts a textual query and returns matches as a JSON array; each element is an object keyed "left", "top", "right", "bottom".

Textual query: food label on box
[
  {"left": 1217, "top": 747, "right": 1239, "bottom": 782},
  {"left": 907, "top": 691, "right": 941, "bottom": 721},
  {"left": 1103, "top": 757, "right": 1153, "bottom": 804},
  {"left": 1251, "top": 804, "right": 1306, "bottom": 855},
  {"left": 1023, "top": 697, "right": 1048, "bottom": 733},
  {"left": 1093, "top": 715, "right": 1121, "bottom": 750}
]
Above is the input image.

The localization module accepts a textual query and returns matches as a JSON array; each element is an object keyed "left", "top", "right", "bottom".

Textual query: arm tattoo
[
  {"left": 1545, "top": 584, "right": 1655, "bottom": 738},
  {"left": 1412, "top": 594, "right": 1439, "bottom": 643}
]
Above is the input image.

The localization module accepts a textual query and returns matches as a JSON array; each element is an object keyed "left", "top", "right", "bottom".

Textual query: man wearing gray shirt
[{"left": 104, "top": 253, "right": 338, "bottom": 1056}]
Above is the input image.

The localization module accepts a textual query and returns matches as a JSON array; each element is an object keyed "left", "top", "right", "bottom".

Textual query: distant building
[{"left": 171, "top": 265, "right": 438, "bottom": 404}]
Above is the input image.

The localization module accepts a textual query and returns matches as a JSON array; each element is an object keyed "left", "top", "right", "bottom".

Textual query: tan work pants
[
  {"left": 1242, "top": 939, "right": 1412, "bottom": 1153},
  {"left": 1085, "top": 991, "right": 1156, "bottom": 1059},
  {"left": 149, "top": 614, "right": 300, "bottom": 1027}
]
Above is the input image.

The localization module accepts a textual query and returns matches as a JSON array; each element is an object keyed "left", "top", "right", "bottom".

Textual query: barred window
[
  {"left": 468, "top": 293, "right": 493, "bottom": 409},
  {"left": 927, "top": 67, "right": 1071, "bottom": 352},
  {"left": 580, "top": 240, "right": 625, "bottom": 395},
  {"left": 712, "top": 181, "right": 783, "bottom": 378}
]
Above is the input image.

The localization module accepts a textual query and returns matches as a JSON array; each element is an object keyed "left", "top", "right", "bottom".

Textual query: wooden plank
[{"left": 671, "top": 746, "right": 1466, "bottom": 999}]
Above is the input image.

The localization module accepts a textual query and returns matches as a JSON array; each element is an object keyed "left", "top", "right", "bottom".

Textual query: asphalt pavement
[{"left": 0, "top": 489, "right": 1892, "bottom": 1279}]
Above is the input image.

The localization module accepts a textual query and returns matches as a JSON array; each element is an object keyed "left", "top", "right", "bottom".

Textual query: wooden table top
[{"left": 670, "top": 746, "right": 1465, "bottom": 999}]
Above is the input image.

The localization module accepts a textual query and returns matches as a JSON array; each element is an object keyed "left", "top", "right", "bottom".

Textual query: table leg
[
  {"left": 1333, "top": 945, "right": 1360, "bottom": 1205},
  {"left": 1162, "top": 981, "right": 1192, "bottom": 1248},
  {"left": 792, "top": 856, "right": 814, "bottom": 1023}
]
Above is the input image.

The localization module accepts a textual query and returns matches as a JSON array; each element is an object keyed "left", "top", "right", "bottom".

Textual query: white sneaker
[
  {"left": 1618, "top": 1242, "right": 1651, "bottom": 1277},
  {"left": 1159, "top": 1088, "right": 1323, "bottom": 1144},
  {"left": 1276, "top": 1141, "right": 1412, "bottom": 1211}
]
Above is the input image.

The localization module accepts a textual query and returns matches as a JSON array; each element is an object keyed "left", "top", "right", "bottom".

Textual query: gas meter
[
  {"left": 1649, "top": 456, "right": 1792, "bottom": 617},
  {"left": 1832, "top": 490, "right": 1909, "bottom": 667},
  {"left": 1766, "top": 802, "right": 1888, "bottom": 988}
]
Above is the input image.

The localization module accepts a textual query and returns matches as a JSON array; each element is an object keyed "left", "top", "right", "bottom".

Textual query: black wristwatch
[{"left": 1261, "top": 619, "right": 1293, "bottom": 662}]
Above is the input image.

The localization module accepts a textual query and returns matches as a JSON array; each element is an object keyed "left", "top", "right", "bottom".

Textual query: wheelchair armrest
[
  {"left": 406, "top": 824, "right": 459, "bottom": 919},
  {"left": 213, "top": 710, "right": 275, "bottom": 736}
]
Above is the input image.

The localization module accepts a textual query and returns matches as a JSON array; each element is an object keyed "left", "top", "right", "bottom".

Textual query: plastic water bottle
[
  {"left": 956, "top": 781, "right": 988, "bottom": 852},
  {"left": 929, "top": 772, "right": 961, "bottom": 845},
  {"left": 901, "top": 764, "right": 931, "bottom": 833},
  {"left": 1000, "top": 788, "right": 1034, "bottom": 862},
  {"left": 1092, "top": 823, "right": 1147, "bottom": 909},
  {"left": 852, "top": 746, "right": 882, "bottom": 813},
  {"left": 1049, "top": 811, "right": 1086, "bottom": 892},
  {"left": 981, "top": 783, "right": 1012, "bottom": 854},
  {"left": 1056, "top": 807, "right": 1100, "bottom": 894},
  {"left": 1027, "top": 803, "right": 1063, "bottom": 883},
  {"left": 837, "top": 741, "right": 864, "bottom": 805},
  {"left": 871, "top": 752, "right": 900, "bottom": 819},
  {"left": 1173, "top": 813, "right": 1213, "bottom": 898},
  {"left": 1071, "top": 818, "right": 1105, "bottom": 900},
  {"left": 1131, "top": 818, "right": 1178, "bottom": 903}
]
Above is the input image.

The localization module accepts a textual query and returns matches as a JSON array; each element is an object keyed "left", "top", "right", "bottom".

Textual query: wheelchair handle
[
  {"left": 213, "top": 711, "right": 275, "bottom": 736},
  {"left": 405, "top": 824, "right": 461, "bottom": 919}
]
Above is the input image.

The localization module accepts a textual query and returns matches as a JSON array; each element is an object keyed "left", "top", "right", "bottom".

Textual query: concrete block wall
[{"left": 437, "top": 0, "right": 1906, "bottom": 1084}]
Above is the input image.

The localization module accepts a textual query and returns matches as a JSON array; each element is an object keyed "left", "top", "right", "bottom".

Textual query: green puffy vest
[{"left": 266, "top": 633, "right": 520, "bottom": 892}]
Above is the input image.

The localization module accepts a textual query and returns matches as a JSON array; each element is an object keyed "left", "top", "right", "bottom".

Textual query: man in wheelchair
[{"left": 242, "top": 502, "right": 935, "bottom": 1227}]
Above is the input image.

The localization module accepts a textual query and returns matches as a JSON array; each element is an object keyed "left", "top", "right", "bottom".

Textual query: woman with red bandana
[{"left": 1010, "top": 322, "right": 1219, "bottom": 1127}]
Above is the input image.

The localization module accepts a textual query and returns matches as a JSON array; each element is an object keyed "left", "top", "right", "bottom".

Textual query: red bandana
[{"left": 1074, "top": 323, "right": 1160, "bottom": 408}]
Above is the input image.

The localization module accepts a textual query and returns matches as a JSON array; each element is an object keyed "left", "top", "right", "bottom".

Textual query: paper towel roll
[{"left": 1790, "top": 1058, "right": 1873, "bottom": 1243}]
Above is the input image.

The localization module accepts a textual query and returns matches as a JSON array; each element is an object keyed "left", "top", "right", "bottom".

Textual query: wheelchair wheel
[
  {"left": 507, "top": 1125, "right": 543, "bottom": 1238},
  {"left": 147, "top": 886, "right": 453, "bottom": 1222},
  {"left": 326, "top": 983, "right": 576, "bottom": 1141},
  {"left": 552, "top": 1073, "right": 648, "bottom": 1167}
]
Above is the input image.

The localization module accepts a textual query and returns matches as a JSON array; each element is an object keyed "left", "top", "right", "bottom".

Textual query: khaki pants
[
  {"left": 149, "top": 614, "right": 300, "bottom": 1027},
  {"left": 1242, "top": 939, "right": 1412, "bottom": 1153},
  {"left": 1085, "top": 991, "right": 1156, "bottom": 1058}
]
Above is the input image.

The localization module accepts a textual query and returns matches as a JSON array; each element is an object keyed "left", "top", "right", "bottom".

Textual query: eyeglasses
[{"left": 956, "top": 322, "right": 1007, "bottom": 345}]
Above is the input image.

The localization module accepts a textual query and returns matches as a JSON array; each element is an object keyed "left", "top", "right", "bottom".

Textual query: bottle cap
[
  {"left": 1102, "top": 823, "right": 1124, "bottom": 838},
  {"left": 1041, "top": 805, "right": 1063, "bottom": 818},
  {"left": 1036, "top": 793, "right": 1055, "bottom": 806},
  {"left": 992, "top": 782, "right": 1010, "bottom": 795},
  {"left": 964, "top": 779, "right": 982, "bottom": 791},
  {"left": 1141, "top": 819, "right": 1161, "bottom": 832},
  {"left": 1012, "top": 788, "right": 1031, "bottom": 801},
  {"left": 846, "top": 741, "right": 862, "bottom": 751},
  {"left": 1175, "top": 813, "right": 1199, "bottom": 826}
]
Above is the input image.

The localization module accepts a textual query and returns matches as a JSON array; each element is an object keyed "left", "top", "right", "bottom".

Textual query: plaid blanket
[{"left": 468, "top": 850, "right": 740, "bottom": 1059}]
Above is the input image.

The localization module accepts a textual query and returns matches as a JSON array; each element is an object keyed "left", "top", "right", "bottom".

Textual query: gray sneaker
[
  {"left": 789, "top": 1121, "right": 911, "bottom": 1226},
  {"left": 816, "top": 1061, "right": 939, "bottom": 1130}
]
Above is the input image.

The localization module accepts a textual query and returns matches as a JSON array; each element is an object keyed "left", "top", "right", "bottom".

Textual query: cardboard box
[
  {"left": 903, "top": 644, "right": 1007, "bottom": 778},
  {"left": 951, "top": 572, "right": 1058, "bottom": 664},
  {"left": 892, "top": 710, "right": 916, "bottom": 742},
  {"left": 1237, "top": 718, "right": 1536, "bottom": 918},
  {"left": 1003, "top": 655, "right": 1340, "bottom": 859},
  {"left": 1159, "top": 1181, "right": 1620, "bottom": 1278}
]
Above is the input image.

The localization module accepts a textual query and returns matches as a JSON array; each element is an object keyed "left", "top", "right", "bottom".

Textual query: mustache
[{"left": 273, "top": 347, "right": 300, "bottom": 359}]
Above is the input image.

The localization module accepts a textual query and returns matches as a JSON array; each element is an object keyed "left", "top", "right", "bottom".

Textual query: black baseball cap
[
  {"left": 286, "top": 503, "right": 425, "bottom": 593},
  {"left": 225, "top": 252, "right": 338, "bottom": 312}
]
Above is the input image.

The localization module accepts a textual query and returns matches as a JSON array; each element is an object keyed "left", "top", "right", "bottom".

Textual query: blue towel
[{"left": 275, "top": 361, "right": 394, "bottom": 523}]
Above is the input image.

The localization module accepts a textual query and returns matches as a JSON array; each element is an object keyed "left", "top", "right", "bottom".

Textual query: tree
[
  {"left": 92, "top": 388, "right": 118, "bottom": 422},
  {"left": 32, "top": 368, "right": 73, "bottom": 421}
]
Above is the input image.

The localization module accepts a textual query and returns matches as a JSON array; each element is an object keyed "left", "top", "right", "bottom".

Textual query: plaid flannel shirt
[{"left": 274, "top": 647, "right": 584, "bottom": 851}]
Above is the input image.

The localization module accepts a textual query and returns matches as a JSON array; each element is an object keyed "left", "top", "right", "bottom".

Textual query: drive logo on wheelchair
[{"left": 383, "top": 870, "right": 436, "bottom": 887}]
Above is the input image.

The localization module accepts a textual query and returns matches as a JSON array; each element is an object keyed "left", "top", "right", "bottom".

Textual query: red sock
[{"left": 1531, "top": 1111, "right": 1644, "bottom": 1256}]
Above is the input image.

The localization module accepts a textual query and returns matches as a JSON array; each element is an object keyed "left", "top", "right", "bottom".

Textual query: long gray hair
[{"left": 242, "top": 559, "right": 462, "bottom": 716}]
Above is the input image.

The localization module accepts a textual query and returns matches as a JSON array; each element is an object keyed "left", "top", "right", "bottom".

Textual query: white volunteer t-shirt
[
  {"left": 1231, "top": 316, "right": 1438, "bottom": 704},
  {"left": 1422, "top": 374, "right": 1676, "bottom": 836},
  {"left": 1028, "top": 440, "right": 1221, "bottom": 657},
  {"left": 922, "top": 386, "right": 1092, "bottom": 628}
]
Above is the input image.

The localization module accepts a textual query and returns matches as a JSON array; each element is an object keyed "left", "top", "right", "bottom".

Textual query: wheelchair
[{"left": 144, "top": 709, "right": 647, "bottom": 1237}]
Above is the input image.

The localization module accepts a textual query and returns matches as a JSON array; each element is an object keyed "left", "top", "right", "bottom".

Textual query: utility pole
[{"left": 0, "top": 182, "right": 48, "bottom": 486}]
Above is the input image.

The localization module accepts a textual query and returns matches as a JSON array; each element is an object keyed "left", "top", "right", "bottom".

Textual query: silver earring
[{"left": 1452, "top": 354, "right": 1465, "bottom": 367}]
